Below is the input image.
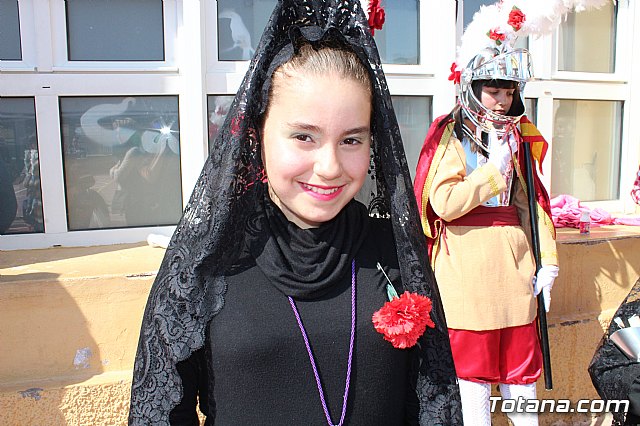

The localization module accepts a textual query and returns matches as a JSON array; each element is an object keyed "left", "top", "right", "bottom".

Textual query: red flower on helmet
[
  {"left": 368, "top": 0, "right": 386, "bottom": 35},
  {"left": 508, "top": 6, "right": 526, "bottom": 31},
  {"left": 448, "top": 62, "right": 461, "bottom": 85},
  {"left": 488, "top": 29, "right": 506, "bottom": 45},
  {"left": 372, "top": 292, "right": 435, "bottom": 349}
]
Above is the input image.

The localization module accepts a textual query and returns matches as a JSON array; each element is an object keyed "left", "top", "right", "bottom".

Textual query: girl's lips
[{"left": 300, "top": 182, "right": 344, "bottom": 200}]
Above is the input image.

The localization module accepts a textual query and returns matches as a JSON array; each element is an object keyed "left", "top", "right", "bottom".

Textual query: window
[
  {"left": 551, "top": 99, "right": 623, "bottom": 201},
  {"left": 524, "top": 98, "right": 537, "bottom": 124},
  {"left": 0, "top": 97, "right": 43, "bottom": 234},
  {"left": 214, "top": 0, "right": 420, "bottom": 65},
  {"left": 207, "top": 95, "right": 235, "bottom": 151},
  {"left": 461, "top": 0, "right": 493, "bottom": 29},
  {"left": 558, "top": 3, "right": 617, "bottom": 73},
  {"left": 0, "top": 0, "right": 22, "bottom": 60},
  {"left": 374, "top": 0, "right": 419, "bottom": 65},
  {"left": 65, "top": 0, "right": 165, "bottom": 61},
  {"left": 391, "top": 96, "right": 432, "bottom": 179},
  {"left": 217, "top": 0, "right": 276, "bottom": 61},
  {"left": 59, "top": 96, "right": 183, "bottom": 230}
]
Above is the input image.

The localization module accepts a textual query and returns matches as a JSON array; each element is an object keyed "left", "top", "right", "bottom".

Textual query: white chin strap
[
  {"left": 458, "top": 379, "right": 492, "bottom": 426},
  {"left": 499, "top": 383, "right": 539, "bottom": 426}
]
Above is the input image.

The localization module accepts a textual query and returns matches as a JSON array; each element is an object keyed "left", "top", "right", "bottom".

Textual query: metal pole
[{"left": 521, "top": 141, "right": 553, "bottom": 390}]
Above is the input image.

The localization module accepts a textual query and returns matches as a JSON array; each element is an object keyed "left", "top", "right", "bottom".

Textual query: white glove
[
  {"left": 533, "top": 265, "right": 559, "bottom": 312},
  {"left": 487, "top": 129, "right": 512, "bottom": 175}
]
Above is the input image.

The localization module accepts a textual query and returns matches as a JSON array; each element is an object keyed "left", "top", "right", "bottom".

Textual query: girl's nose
[
  {"left": 313, "top": 145, "right": 342, "bottom": 180},
  {"left": 497, "top": 92, "right": 511, "bottom": 107}
]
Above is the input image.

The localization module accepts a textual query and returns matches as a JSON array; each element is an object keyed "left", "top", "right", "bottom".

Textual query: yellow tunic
[{"left": 429, "top": 135, "right": 558, "bottom": 331}]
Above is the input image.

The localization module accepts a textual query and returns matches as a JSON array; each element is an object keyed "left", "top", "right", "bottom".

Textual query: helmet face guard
[{"left": 459, "top": 48, "right": 533, "bottom": 135}]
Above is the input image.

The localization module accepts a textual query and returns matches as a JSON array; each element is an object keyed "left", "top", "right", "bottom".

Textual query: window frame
[{"left": 524, "top": 81, "right": 633, "bottom": 213}]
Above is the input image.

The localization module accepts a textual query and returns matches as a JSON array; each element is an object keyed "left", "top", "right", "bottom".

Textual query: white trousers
[
  {"left": 458, "top": 380, "right": 538, "bottom": 426},
  {"left": 458, "top": 379, "right": 491, "bottom": 426},
  {"left": 499, "top": 383, "right": 538, "bottom": 426}
]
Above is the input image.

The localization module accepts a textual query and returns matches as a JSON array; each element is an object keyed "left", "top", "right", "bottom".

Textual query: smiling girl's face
[{"left": 261, "top": 69, "right": 372, "bottom": 229}]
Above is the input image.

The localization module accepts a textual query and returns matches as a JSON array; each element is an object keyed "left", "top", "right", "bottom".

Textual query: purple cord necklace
[{"left": 287, "top": 259, "right": 356, "bottom": 426}]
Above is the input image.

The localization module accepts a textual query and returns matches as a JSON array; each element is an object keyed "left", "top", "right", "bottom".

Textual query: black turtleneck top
[{"left": 170, "top": 199, "right": 419, "bottom": 425}]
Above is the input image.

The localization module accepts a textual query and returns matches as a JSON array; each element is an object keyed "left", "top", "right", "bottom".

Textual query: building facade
[{"left": 1, "top": 0, "right": 638, "bottom": 250}]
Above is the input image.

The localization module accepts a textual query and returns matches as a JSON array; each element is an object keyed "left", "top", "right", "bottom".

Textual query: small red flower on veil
[
  {"left": 368, "top": 0, "right": 386, "bottom": 35},
  {"left": 372, "top": 292, "right": 435, "bottom": 349},
  {"left": 508, "top": 7, "right": 526, "bottom": 32}
]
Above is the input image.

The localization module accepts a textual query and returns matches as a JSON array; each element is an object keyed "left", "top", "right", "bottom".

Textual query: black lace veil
[
  {"left": 589, "top": 277, "right": 640, "bottom": 425},
  {"left": 129, "top": 1, "right": 461, "bottom": 424}
]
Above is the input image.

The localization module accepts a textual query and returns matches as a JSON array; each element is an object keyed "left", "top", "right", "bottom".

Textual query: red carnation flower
[
  {"left": 508, "top": 7, "right": 526, "bottom": 31},
  {"left": 448, "top": 62, "right": 461, "bottom": 85},
  {"left": 368, "top": 0, "right": 386, "bottom": 36},
  {"left": 372, "top": 292, "right": 435, "bottom": 349}
]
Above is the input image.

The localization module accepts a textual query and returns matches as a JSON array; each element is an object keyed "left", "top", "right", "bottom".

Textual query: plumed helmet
[{"left": 450, "top": 0, "right": 612, "bottom": 134}]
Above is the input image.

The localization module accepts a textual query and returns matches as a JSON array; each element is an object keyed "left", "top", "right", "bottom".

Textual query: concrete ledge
[
  {"left": 1, "top": 228, "right": 639, "bottom": 425},
  {"left": 0, "top": 243, "right": 164, "bottom": 425},
  {"left": 0, "top": 371, "right": 132, "bottom": 426}
]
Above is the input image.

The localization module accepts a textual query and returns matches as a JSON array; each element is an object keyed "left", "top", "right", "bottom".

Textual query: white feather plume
[
  {"left": 455, "top": 0, "right": 613, "bottom": 71},
  {"left": 457, "top": 4, "right": 503, "bottom": 70}
]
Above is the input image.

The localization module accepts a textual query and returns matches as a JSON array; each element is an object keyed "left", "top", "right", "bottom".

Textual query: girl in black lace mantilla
[{"left": 128, "top": 1, "right": 461, "bottom": 424}]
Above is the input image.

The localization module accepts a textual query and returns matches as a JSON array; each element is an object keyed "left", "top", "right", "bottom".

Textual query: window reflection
[
  {"left": 217, "top": 0, "right": 276, "bottom": 61},
  {"left": 551, "top": 100, "right": 622, "bottom": 201},
  {"left": 60, "top": 96, "right": 183, "bottom": 230},
  {"left": 207, "top": 95, "right": 235, "bottom": 151},
  {"left": 0, "top": 98, "right": 43, "bottom": 234}
]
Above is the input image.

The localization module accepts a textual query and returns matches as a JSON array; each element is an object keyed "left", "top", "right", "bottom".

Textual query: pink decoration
[{"left": 550, "top": 194, "right": 640, "bottom": 228}]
